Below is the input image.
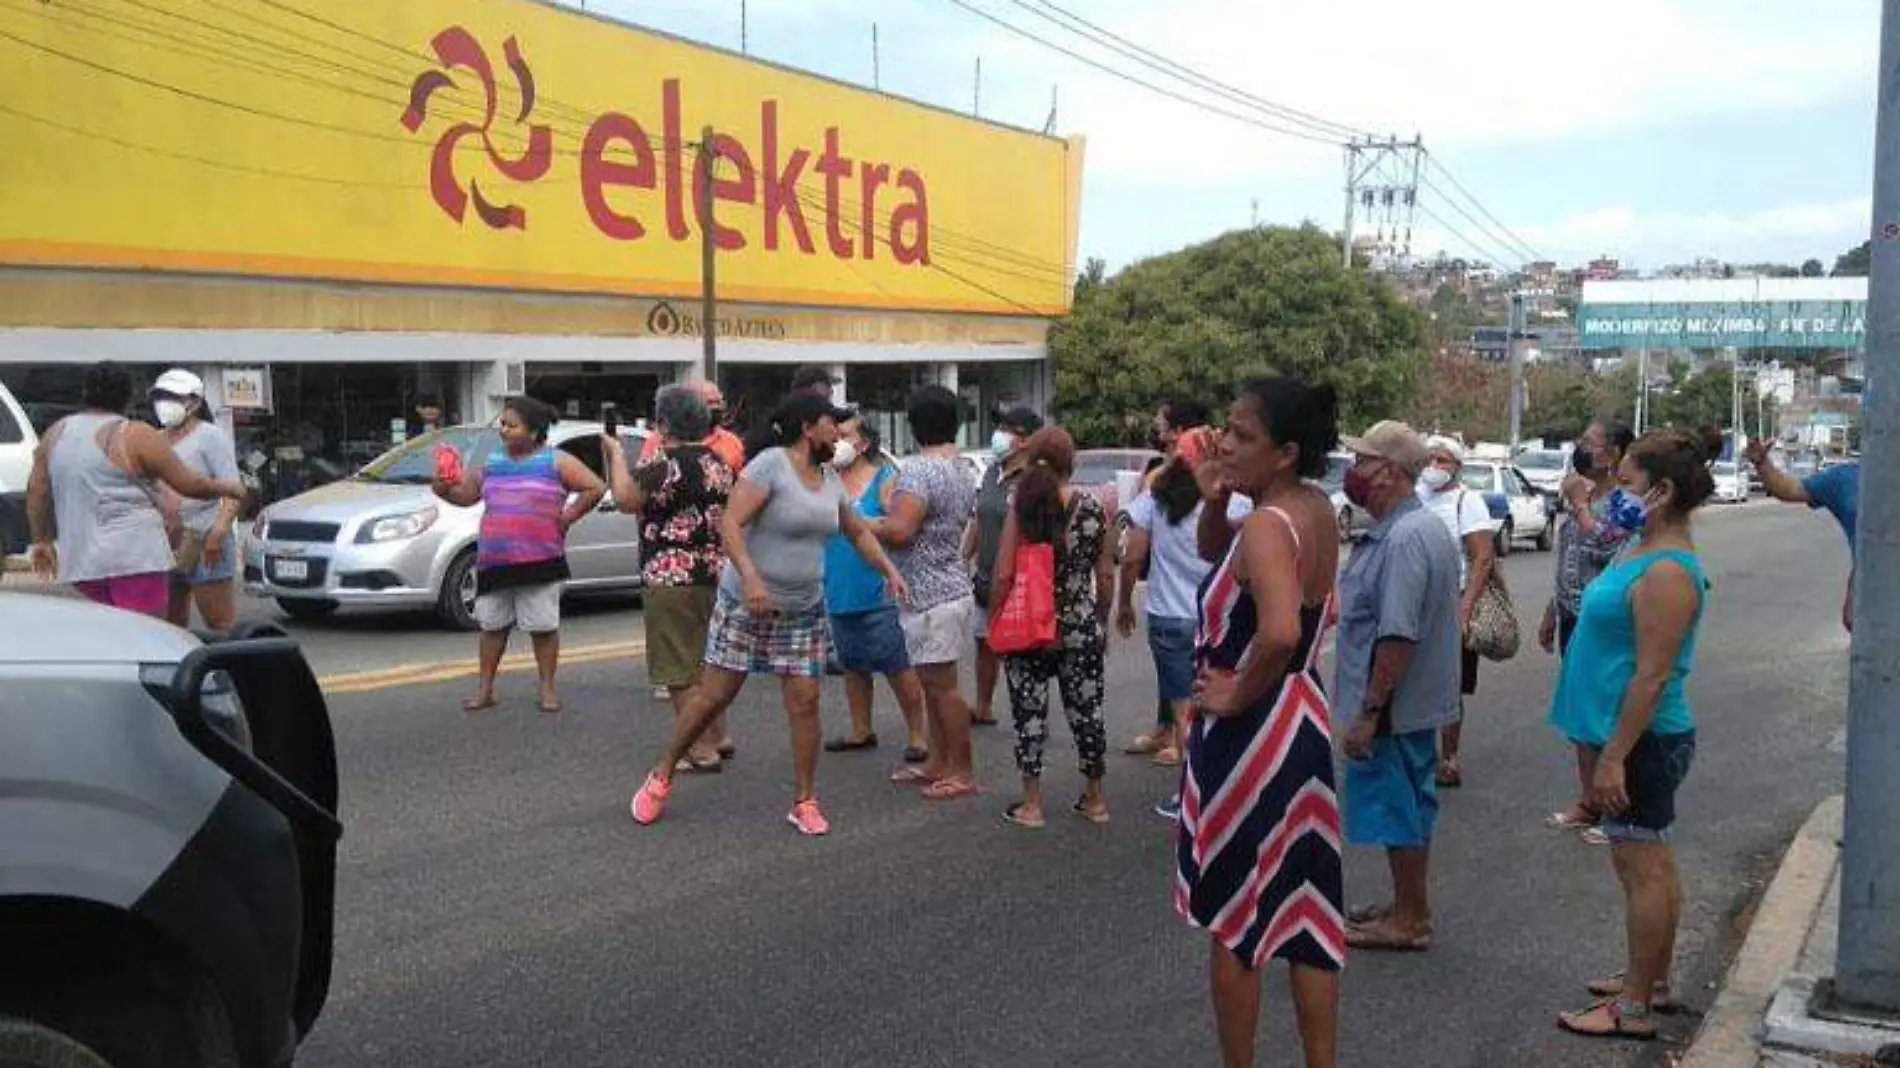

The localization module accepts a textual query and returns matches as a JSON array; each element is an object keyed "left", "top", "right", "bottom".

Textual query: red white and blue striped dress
[{"left": 1175, "top": 507, "right": 1346, "bottom": 972}]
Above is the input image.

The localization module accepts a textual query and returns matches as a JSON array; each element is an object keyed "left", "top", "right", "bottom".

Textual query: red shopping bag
[{"left": 987, "top": 542, "right": 1058, "bottom": 654}]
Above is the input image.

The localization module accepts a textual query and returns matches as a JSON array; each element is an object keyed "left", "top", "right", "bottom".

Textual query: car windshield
[
  {"left": 1321, "top": 454, "right": 1350, "bottom": 491},
  {"left": 1516, "top": 450, "right": 1565, "bottom": 472},
  {"left": 356, "top": 427, "right": 499, "bottom": 484},
  {"left": 1072, "top": 458, "right": 1127, "bottom": 486},
  {"left": 1459, "top": 464, "right": 1495, "bottom": 492}
]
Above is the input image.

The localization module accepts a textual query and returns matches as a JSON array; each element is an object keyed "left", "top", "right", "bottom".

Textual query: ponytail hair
[{"left": 1013, "top": 426, "right": 1076, "bottom": 545}]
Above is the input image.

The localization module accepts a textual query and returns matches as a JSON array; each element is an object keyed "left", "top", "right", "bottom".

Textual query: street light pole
[
  {"left": 1834, "top": 0, "right": 1900, "bottom": 1015},
  {"left": 1507, "top": 292, "right": 1527, "bottom": 449}
]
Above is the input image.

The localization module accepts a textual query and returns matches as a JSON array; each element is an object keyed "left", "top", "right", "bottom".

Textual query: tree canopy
[
  {"left": 1834, "top": 240, "right": 1872, "bottom": 277},
  {"left": 1049, "top": 224, "right": 1428, "bottom": 445}
]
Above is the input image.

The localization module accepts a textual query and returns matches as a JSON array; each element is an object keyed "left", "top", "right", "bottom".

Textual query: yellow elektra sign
[{"left": 0, "top": 0, "right": 1083, "bottom": 316}]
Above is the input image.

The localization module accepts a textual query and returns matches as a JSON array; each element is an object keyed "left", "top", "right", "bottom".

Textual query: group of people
[{"left": 19, "top": 358, "right": 1867, "bottom": 1067}]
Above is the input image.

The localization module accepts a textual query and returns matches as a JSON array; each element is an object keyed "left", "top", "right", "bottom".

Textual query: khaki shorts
[
  {"left": 901, "top": 595, "right": 974, "bottom": 666},
  {"left": 644, "top": 585, "right": 716, "bottom": 688},
  {"left": 474, "top": 581, "right": 563, "bottom": 634}
]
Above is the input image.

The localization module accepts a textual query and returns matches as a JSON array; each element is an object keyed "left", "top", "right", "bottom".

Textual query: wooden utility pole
[{"left": 698, "top": 127, "right": 717, "bottom": 383}]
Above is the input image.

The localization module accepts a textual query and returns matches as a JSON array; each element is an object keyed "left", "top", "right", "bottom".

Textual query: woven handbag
[{"left": 1465, "top": 564, "right": 1521, "bottom": 661}]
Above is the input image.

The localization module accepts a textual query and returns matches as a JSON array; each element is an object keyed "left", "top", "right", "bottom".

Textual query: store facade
[{"left": 1, "top": 0, "right": 1084, "bottom": 498}]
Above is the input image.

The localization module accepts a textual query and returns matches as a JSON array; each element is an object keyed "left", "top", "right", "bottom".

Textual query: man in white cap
[
  {"left": 1414, "top": 434, "right": 1500, "bottom": 788},
  {"left": 1333, "top": 420, "right": 1464, "bottom": 952}
]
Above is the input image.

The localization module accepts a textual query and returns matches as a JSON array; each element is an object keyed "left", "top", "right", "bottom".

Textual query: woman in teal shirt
[{"left": 1549, "top": 427, "right": 1718, "bottom": 1042}]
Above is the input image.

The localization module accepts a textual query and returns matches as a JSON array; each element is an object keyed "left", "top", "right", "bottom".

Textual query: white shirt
[
  {"left": 1127, "top": 491, "right": 1253, "bottom": 620},
  {"left": 1416, "top": 483, "right": 1497, "bottom": 589}
]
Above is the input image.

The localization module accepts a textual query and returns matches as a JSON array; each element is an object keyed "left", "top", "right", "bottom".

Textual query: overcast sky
[{"left": 580, "top": 0, "right": 1880, "bottom": 272}]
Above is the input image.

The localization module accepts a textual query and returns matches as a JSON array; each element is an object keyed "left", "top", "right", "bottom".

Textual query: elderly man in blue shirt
[
  {"left": 1745, "top": 441, "right": 1859, "bottom": 630},
  {"left": 1333, "top": 421, "right": 1466, "bottom": 953}
]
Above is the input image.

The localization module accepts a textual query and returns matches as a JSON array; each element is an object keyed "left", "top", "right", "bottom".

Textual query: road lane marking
[{"left": 318, "top": 640, "right": 646, "bottom": 694}]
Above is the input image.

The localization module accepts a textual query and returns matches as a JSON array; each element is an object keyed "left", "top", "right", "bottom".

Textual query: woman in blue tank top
[{"left": 1549, "top": 427, "right": 1720, "bottom": 1041}]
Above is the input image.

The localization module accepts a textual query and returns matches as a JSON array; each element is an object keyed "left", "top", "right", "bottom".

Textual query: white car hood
[{"left": 0, "top": 592, "right": 200, "bottom": 665}]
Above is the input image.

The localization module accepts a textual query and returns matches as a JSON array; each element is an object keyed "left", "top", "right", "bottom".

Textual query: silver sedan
[{"left": 244, "top": 422, "right": 648, "bottom": 629}]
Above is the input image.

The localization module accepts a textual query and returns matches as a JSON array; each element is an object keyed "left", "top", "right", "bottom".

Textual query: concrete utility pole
[
  {"left": 1340, "top": 136, "right": 1424, "bottom": 269},
  {"left": 1635, "top": 348, "right": 1649, "bottom": 434},
  {"left": 1507, "top": 292, "right": 1528, "bottom": 448},
  {"left": 697, "top": 128, "right": 718, "bottom": 384},
  {"left": 1835, "top": 0, "right": 1900, "bottom": 1016}
]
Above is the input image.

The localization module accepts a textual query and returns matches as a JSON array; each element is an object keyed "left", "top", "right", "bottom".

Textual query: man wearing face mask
[
  {"left": 1335, "top": 421, "right": 1465, "bottom": 952},
  {"left": 1414, "top": 436, "right": 1500, "bottom": 789},
  {"left": 963, "top": 406, "right": 1044, "bottom": 727}
]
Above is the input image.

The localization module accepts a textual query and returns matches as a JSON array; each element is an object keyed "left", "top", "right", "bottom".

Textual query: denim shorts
[
  {"left": 1146, "top": 614, "right": 1197, "bottom": 703},
  {"left": 830, "top": 605, "right": 911, "bottom": 676},
  {"left": 1344, "top": 729, "right": 1440, "bottom": 849},
  {"left": 1599, "top": 730, "right": 1696, "bottom": 843}
]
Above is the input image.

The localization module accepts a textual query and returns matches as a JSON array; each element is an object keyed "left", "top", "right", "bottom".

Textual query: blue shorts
[
  {"left": 1344, "top": 729, "right": 1440, "bottom": 848},
  {"left": 174, "top": 532, "right": 237, "bottom": 588},
  {"left": 1598, "top": 729, "right": 1696, "bottom": 844},
  {"left": 1146, "top": 614, "right": 1196, "bottom": 703},
  {"left": 829, "top": 606, "right": 911, "bottom": 676}
]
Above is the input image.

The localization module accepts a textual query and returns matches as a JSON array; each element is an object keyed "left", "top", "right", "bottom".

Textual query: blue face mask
[
  {"left": 990, "top": 430, "right": 1016, "bottom": 459},
  {"left": 1606, "top": 487, "right": 1650, "bottom": 532}
]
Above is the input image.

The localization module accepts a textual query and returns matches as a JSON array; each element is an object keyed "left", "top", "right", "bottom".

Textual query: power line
[
  {"left": 934, "top": 0, "right": 1344, "bottom": 146},
  {"left": 1417, "top": 173, "right": 1533, "bottom": 268},
  {"left": 1424, "top": 152, "right": 1542, "bottom": 263},
  {"left": 1413, "top": 202, "right": 1519, "bottom": 270},
  {"left": 1011, "top": 0, "right": 1367, "bottom": 141}
]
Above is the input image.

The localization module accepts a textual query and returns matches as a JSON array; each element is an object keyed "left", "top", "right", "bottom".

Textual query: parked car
[
  {"left": 1458, "top": 460, "right": 1554, "bottom": 555},
  {"left": 1513, "top": 445, "right": 1571, "bottom": 499},
  {"left": 0, "top": 597, "right": 340, "bottom": 1068},
  {"left": 1319, "top": 451, "right": 1374, "bottom": 541},
  {"left": 245, "top": 421, "right": 649, "bottom": 630},
  {"left": 1711, "top": 460, "right": 1752, "bottom": 504},
  {"left": 0, "top": 383, "right": 35, "bottom": 555},
  {"left": 1072, "top": 448, "right": 1162, "bottom": 518}
]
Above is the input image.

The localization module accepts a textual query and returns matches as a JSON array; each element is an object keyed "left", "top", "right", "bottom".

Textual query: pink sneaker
[
  {"left": 786, "top": 797, "right": 830, "bottom": 837},
  {"left": 631, "top": 773, "right": 671, "bottom": 826}
]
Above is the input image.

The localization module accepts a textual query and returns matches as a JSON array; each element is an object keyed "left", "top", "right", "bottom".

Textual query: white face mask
[
  {"left": 829, "top": 439, "right": 859, "bottom": 469},
  {"left": 153, "top": 399, "right": 190, "bottom": 429},
  {"left": 990, "top": 430, "right": 1016, "bottom": 459},
  {"left": 1419, "top": 467, "right": 1454, "bottom": 492}
]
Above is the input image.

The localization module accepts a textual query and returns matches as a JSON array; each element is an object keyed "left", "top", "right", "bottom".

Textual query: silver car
[{"left": 245, "top": 421, "right": 648, "bottom": 629}]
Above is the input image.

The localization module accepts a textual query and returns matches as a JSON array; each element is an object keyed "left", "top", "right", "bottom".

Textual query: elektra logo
[
  {"left": 401, "top": 27, "right": 551, "bottom": 230},
  {"left": 400, "top": 27, "right": 933, "bottom": 266}
]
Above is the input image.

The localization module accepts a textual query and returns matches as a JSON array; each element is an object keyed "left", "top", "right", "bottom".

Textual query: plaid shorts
[{"left": 704, "top": 589, "right": 830, "bottom": 678}]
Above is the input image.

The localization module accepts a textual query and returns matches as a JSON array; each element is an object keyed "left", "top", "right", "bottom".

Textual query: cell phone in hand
[{"left": 602, "top": 407, "right": 620, "bottom": 439}]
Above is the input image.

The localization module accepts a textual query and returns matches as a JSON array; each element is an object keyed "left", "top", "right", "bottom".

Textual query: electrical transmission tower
[{"left": 1341, "top": 136, "right": 1423, "bottom": 268}]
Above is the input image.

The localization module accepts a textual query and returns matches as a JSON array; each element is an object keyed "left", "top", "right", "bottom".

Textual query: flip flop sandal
[
  {"left": 1345, "top": 923, "right": 1432, "bottom": 952},
  {"left": 1346, "top": 903, "right": 1392, "bottom": 926},
  {"left": 462, "top": 696, "right": 498, "bottom": 712},
  {"left": 716, "top": 742, "right": 737, "bottom": 759},
  {"left": 1585, "top": 973, "right": 1682, "bottom": 1013},
  {"left": 539, "top": 701, "right": 563, "bottom": 715},
  {"left": 1123, "top": 733, "right": 1165, "bottom": 755},
  {"left": 675, "top": 755, "right": 725, "bottom": 775},
  {"left": 1556, "top": 998, "right": 1659, "bottom": 1040},
  {"left": 824, "top": 734, "right": 879, "bottom": 752},
  {"left": 902, "top": 746, "right": 929, "bottom": 764},
  {"left": 889, "top": 765, "right": 934, "bottom": 786},
  {"left": 1435, "top": 761, "right": 1463, "bottom": 788},
  {"left": 970, "top": 715, "right": 1000, "bottom": 728},
  {"left": 1546, "top": 809, "right": 1598, "bottom": 830},
  {"left": 1070, "top": 797, "right": 1110, "bottom": 824},
  {"left": 1579, "top": 826, "right": 1612, "bottom": 846},
  {"left": 1150, "top": 748, "right": 1182, "bottom": 768},
  {"left": 922, "top": 778, "right": 980, "bottom": 801},
  {"left": 1002, "top": 802, "right": 1046, "bottom": 829}
]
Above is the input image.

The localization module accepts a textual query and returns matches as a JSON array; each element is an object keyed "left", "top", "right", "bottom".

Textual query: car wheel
[
  {"left": 1535, "top": 520, "right": 1554, "bottom": 552},
  {"left": 0, "top": 1018, "right": 116, "bottom": 1068},
  {"left": 275, "top": 597, "right": 338, "bottom": 622},
  {"left": 1494, "top": 520, "right": 1513, "bottom": 557},
  {"left": 436, "top": 549, "right": 479, "bottom": 631}
]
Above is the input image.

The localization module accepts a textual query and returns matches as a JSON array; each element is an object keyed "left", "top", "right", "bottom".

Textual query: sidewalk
[{"left": 1682, "top": 796, "right": 1900, "bottom": 1067}]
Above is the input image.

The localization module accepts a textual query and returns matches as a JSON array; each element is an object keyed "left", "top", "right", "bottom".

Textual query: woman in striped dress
[{"left": 1178, "top": 376, "right": 1345, "bottom": 1068}]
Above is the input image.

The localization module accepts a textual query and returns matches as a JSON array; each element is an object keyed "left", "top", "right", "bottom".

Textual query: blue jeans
[{"left": 1146, "top": 614, "right": 1197, "bottom": 706}]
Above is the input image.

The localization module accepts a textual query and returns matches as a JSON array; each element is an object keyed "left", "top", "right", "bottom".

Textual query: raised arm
[
  {"left": 432, "top": 457, "right": 483, "bottom": 508},
  {"left": 601, "top": 435, "right": 648, "bottom": 513},
  {"left": 1744, "top": 440, "right": 1809, "bottom": 504}
]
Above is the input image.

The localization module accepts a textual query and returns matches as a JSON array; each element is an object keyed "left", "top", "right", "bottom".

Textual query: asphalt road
[{"left": 278, "top": 499, "right": 1853, "bottom": 1068}]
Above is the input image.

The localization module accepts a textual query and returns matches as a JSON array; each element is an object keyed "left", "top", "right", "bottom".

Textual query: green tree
[
  {"left": 1834, "top": 240, "right": 1872, "bottom": 277},
  {"left": 1801, "top": 258, "right": 1826, "bottom": 277},
  {"left": 1656, "top": 366, "right": 1760, "bottom": 431},
  {"left": 1049, "top": 225, "right": 1428, "bottom": 445}
]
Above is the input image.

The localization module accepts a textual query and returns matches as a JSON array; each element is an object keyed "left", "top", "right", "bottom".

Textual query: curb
[{"left": 1680, "top": 795, "right": 1845, "bottom": 1068}]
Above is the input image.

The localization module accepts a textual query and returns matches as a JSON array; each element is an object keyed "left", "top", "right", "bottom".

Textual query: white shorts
[
  {"left": 474, "top": 582, "right": 564, "bottom": 634},
  {"left": 901, "top": 595, "right": 974, "bottom": 666}
]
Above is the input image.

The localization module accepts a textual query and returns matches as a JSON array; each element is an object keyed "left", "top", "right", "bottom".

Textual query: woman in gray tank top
[{"left": 26, "top": 363, "right": 246, "bottom": 619}]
